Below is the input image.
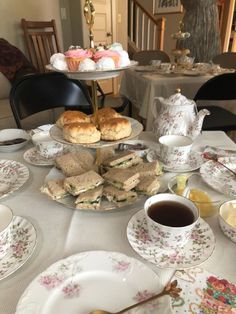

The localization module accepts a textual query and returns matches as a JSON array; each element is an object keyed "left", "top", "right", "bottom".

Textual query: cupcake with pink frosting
[
  {"left": 93, "top": 49, "right": 121, "bottom": 68},
  {"left": 64, "top": 46, "right": 93, "bottom": 71}
]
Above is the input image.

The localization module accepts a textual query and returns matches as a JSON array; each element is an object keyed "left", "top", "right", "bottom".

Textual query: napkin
[
  {"left": 202, "top": 146, "right": 236, "bottom": 159},
  {"left": 171, "top": 267, "right": 236, "bottom": 314}
]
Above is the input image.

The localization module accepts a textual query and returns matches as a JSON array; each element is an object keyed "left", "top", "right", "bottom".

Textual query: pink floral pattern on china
[
  {"left": 147, "top": 221, "right": 192, "bottom": 249},
  {"left": 127, "top": 210, "right": 215, "bottom": 269},
  {"left": 147, "top": 149, "right": 203, "bottom": 172},
  {"left": 152, "top": 92, "right": 209, "bottom": 140},
  {"left": 200, "top": 157, "right": 236, "bottom": 197},
  {"left": 0, "top": 216, "right": 37, "bottom": 280},
  {"left": 0, "top": 160, "right": 29, "bottom": 199},
  {"left": 218, "top": 217, "right": 236, "bottom": 243},
  {"left": 16, "top": 251, "right": 172, "bottom": 314}
]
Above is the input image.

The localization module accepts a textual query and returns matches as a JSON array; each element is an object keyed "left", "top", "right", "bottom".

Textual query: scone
[
  {"left": 99, "top": 117, "right": 132, "bottom": 141},
  {"left": 63, "top": 122, "right": 101, "bottom": 144},
  {"left": 91, "top": 107, "right": 121, "bottom": 124},
  {"left": 56, "top": 110, "right": 90, "bottom": 128}
]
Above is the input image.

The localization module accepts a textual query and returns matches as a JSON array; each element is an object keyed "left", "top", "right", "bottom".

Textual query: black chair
[
  {"left": 133, "top": 50, "right": 170, "bottom": 65},
  {"left": 9, "top": 72, "right": 94, "bottom": 128},
  {"left": 212, "top": 52, "right": 236, "bottom": 69},
  {"left": 193, "top": 73, "right": 236, "bottom": 131}
]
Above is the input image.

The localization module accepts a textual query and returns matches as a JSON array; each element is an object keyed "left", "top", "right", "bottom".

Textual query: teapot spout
[{"left": 190, "top": 108, "right": 210, "bottom": 139}]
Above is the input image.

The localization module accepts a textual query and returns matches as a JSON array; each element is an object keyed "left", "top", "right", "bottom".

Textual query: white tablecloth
[
  {"left": 0, "top": 131, "right": 236, "bottom": 314},
  {"left": 120, "top": 70, "right": 213, "bottom": 131}
]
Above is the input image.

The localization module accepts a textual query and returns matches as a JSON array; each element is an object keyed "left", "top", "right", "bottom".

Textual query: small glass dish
[
  {"left": 168, "top": 173, "right": 224, "bottom": 218},
  {"left": 218, "top": 200, "right": 236, "bottom": 243}
]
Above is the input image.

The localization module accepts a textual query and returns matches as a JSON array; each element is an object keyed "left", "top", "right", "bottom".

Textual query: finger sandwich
[
  {"left": 103, "top": 168, "right": 139, "bottom": 191},
  {"left": 55, "top": 151, "right": 96, "bottom": 177},
  {"left": 130, "top": 161, "right": 162, "bottom": 177},
  {"left": 134, "top": 175, "right": 160, "bottom": 196},
  {"left": 103, "top": 150, "right": 142, "bottom": 169},
  {"left": 75, "top": 186, "right": 103, "bottom": 210},
  {"left": 40, "top": 179, "right": 68, "bottom": 200},
  {"left": 103, "top": 185, "right": 137, "bottom": 206},
  {"left": 64, "top": 170, "right": 104, "bottom": 196}
]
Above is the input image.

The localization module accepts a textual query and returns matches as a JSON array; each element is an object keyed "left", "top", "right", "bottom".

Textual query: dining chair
[
  {"left": 21, "top": 18, "right": 106, "bottom": 100},
  {"left": 193, "top": 73, "right": 236, "bottom": 131},
  {"left": 132, "top": 50, "right": 170, "bottom": 65},
  {"left": 9, "top": 72, "right": 93, "bottom": 129},
  {"left": 21, "top": 19, "right": 61, "bottom": 73},
  {"left": 212, "top": 52, "right": 236, "bottom": 69}
]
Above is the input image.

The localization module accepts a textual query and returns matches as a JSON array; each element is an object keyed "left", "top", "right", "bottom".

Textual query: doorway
[{"left": 59, "top": 0, "right": 117, "bottom": 94}]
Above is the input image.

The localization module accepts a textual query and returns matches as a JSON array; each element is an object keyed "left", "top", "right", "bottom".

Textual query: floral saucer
[
  {"left": 0, "top": 216, "right": 37, "bottom": 280},
  {"left": 147, "top": 149, "right": 204, "bottom": 172},
  {"left": 127, "top": 210, "right": 215, "bottom": 269},
  {"left": 23, "top": 147, "right": 68, "bottom": 166}
]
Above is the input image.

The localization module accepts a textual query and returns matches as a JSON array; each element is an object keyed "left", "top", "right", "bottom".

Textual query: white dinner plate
[
  {"left": 0, "top": 216, "right": 37, "bottom": 280},
  {"left": 49, "top": 117, "right": 143, "bottom": 148},
  {"left": 0, "top": 160, "right": 29, "bottom": 199},
  {"left": 200, "top": 156, "right": 236, "bottom": 197},
  {"left": 16, "top": 251, "right": 172, "bottom": 314}
]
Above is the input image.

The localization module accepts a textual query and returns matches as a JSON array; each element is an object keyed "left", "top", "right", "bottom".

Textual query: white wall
[{"left": 0, "top": 0, "right": 63, "bottom": 55}]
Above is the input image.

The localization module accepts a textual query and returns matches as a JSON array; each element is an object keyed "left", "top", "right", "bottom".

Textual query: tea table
[{"left": 0, "top": 131, "right": 235, "bottom": 314}]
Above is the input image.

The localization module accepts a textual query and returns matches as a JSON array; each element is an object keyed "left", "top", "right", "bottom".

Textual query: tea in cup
[
  {"left": 144, "top": 193, "right": 199, "bottom": 250},
  {"left": 159, "top": 134, "right": 193, "bottom": 167},
  {"left": 0, "top": 205, "right": 13, "bottom": 258},
  {"left": 32, "top": 131, "right": 64, "bottom": 158}
]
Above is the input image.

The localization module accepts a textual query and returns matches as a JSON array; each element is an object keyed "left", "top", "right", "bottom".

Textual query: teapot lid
[{"left": 159, "top": 89, "right": 195, "bottom": 106}]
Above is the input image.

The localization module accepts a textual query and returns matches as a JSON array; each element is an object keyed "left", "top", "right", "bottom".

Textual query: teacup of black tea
[{"left": 144, "top": 193, "right": 199, "bottom": 250}]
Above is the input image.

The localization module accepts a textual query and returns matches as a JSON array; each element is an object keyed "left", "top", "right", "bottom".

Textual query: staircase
[{"left": 128, "top": 0, "right": 166, "bottom": 56}]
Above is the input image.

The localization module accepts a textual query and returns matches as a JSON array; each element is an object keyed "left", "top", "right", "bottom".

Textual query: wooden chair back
[{"left": 21, "top": 19, "right": 61, "bottom": 73}]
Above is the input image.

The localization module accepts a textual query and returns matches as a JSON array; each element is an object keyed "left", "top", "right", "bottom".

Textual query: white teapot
[{"left": 151, "top": 90, "right": 210, "bottom": 139}]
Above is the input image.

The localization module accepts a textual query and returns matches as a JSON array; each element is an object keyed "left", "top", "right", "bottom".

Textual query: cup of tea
[
  {"left": 150, "top": 60, "right": 161, "bottom": 68},
  {"left": 0, "top": 205, "right": 13, "bottom": 258},
  {"left": 144, "top": 193, "right": 199, "bottom": 250},
  {"left": 160, "top": 62, "right": 172, "bottom": 73},
  {"left": 32, "top": 131, "right": 64, "bottom": 158},
  {"left": 159, "top": 134, "right": 193, "bottom": 167}
]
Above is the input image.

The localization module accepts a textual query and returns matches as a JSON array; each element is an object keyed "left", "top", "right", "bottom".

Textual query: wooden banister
[{"left": 128, "top": 0, "right": 166, "bottom": 52}]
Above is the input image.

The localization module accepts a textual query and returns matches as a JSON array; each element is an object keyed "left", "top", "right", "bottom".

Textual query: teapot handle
[
  {"left": 193, "top": 102, "right": 198, "bottom": 114},
  {"left": 151, "top": 97, "right": 161, "bottom": 120}
]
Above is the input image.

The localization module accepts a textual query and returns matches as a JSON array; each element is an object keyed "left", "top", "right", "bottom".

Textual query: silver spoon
[{"left": 89, "top": 280, "right": 181, "bottom": 314}]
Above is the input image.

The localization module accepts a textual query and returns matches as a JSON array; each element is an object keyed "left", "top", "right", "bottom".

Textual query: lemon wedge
[
  {"left": 188, "top": 188, "right": 215, "bottom": 217},
  {"left": 175, "top": 175, "right": 188, "bottom": 195}
]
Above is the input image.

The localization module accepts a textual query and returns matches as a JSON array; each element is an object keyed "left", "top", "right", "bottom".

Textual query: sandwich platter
[
  {"left": 49, "top": 117, "right": 143, "bottom": 148},
  {"left": 40, "top": 145, "right": 167, "bottom": 212},
  {"left": 43, "top": 167, "right": 148, "bottom": 212}
]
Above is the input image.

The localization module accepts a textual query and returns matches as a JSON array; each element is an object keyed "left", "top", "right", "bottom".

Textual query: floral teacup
[
  {"left": 0, "top": 205, "right": 13, "bottom": 258},
  {"left": 159, "top": 134, "right": 193, "bottom": 167},
  {"left": 144, "top": 193, "right": 199, "bottom": 250},
  {"left": 32, "top": 132, "right": 64, "bottom": 159}
]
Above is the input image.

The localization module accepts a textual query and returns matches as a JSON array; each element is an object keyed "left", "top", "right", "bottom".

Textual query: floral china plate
[
  {"left": 200, "top": 156, "right": 236, "bottom": 198},
  {"left": 23, "top": 147, "right": 68, "bottom": 167},
  {"left": 147, "top": 149, "right": 204, "bottom": 172},
  {"left": 16, "top": 251, "right": 172, "bottom": 314},
  {"left": 127, "top": 210, "right": 215, "bottom": 269},
  {"left": 0, "top": 216, "right": 37, "bottom": 280},
  {"left": 0, "top": 160, "right": 29, "bottom": 199}
]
